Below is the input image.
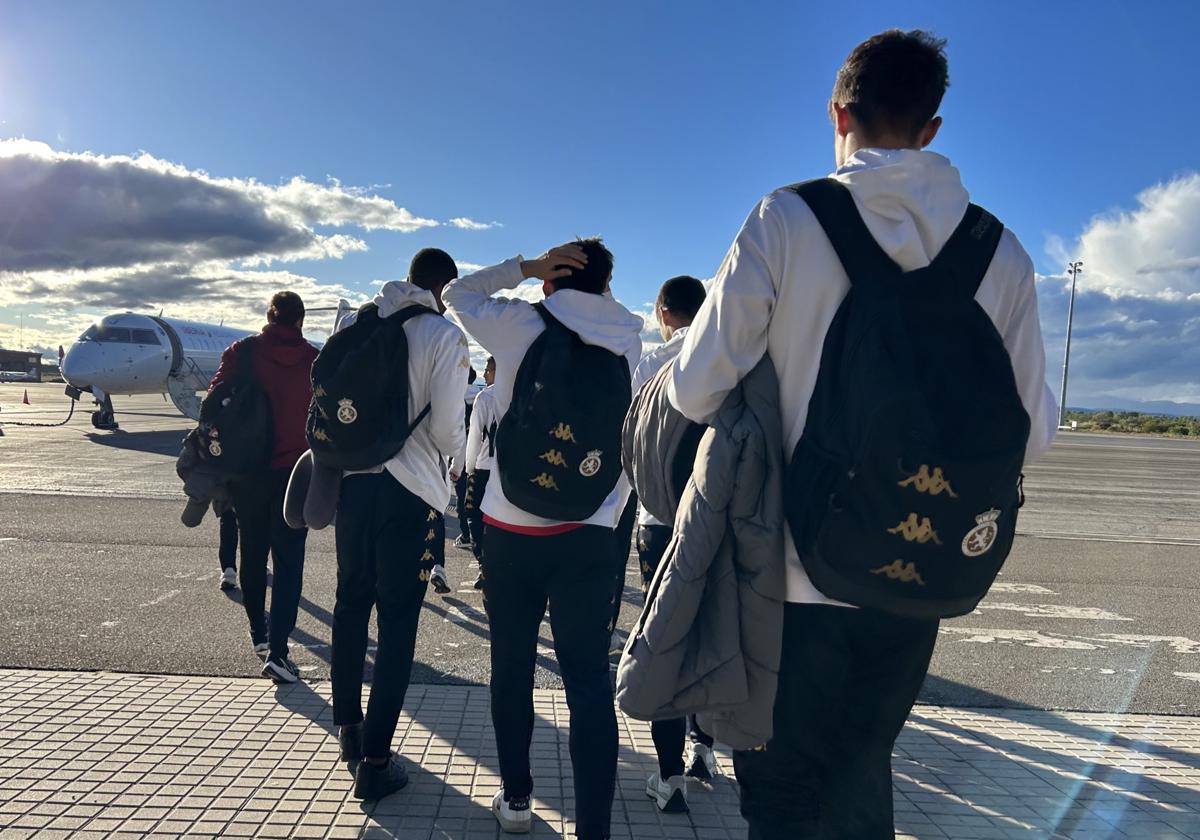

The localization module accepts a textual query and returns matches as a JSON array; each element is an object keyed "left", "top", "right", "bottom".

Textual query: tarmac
[{"left": 3, "top": 382, "right": 1200, "bottom": 838}]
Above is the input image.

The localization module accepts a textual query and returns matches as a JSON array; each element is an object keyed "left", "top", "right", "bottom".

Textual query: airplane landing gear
[{"left": 91, "top": 394, "right": 119, "bottom": 430}]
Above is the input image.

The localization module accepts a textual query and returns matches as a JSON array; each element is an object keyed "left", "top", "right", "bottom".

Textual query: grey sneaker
[
  {"left": 646, "top": 773, "right": 688, "bottom": 813},
  {"left": 220, "top": 568, "right": 238, "bottom": 591},
  {"left": 261, "top": 656, "right": 300, "bottom": 684},
  {"left": 430, "top": 564, "right": 451, "bottom": 595}
]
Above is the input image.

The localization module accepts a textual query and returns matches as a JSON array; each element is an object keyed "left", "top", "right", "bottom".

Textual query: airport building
[{"left": 0, "top": 348, "right": 43, "bottom": 382}]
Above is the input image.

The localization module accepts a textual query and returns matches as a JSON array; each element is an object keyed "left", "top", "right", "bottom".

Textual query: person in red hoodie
[{"left": 209, "top": 291, "right": 319, "bottom": 683}]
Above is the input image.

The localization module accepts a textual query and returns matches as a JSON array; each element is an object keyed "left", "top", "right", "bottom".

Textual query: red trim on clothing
[{"left": 482, "top": 514, "right": 585, "bottom": 537}]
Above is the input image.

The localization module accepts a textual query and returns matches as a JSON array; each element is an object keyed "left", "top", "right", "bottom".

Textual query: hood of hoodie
[
  {"left": 374, "top": 279, "right": 440, "bottom": 318},
  {"left": 542, "top": 288, "right": 645, "bottom": 359},
  {"left": 258, "top": 323, "right": 318, "bottom": 368},
  {"left": 831, "top": 148, "right": 970, "bottom": 272}
]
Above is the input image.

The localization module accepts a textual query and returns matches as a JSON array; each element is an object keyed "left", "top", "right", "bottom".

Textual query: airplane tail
[{"left": 333, "top": 299, "right": 354, "bottom": 334}]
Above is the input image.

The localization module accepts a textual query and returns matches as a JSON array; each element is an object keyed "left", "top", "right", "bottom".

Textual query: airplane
[{"left": 61, "top": 303, "right": 352, "bottom": 430}]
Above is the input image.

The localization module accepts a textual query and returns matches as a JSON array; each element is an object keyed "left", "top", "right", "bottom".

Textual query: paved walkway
[{"left": 1, "top": 670, "right": 1198, "bottom": 839}]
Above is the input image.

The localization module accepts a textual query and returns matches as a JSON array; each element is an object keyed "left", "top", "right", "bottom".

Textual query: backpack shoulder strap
[
  {"left": 532, "top": 301, "right": 561, "bottom": 330},
  {"left": 929, "top": 204, "right": 1005, "bottom": 296},
  {"left": 390, "top": 304, "right": 438, "bottom": 325},
  {"left": 787, "top": 178, "right": 901, "bottom": 286},
  {"left": 234, "top": 336, "right": 256, "bottom": 384}
]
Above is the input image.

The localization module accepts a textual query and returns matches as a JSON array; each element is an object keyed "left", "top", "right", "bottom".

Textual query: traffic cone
[{"left": 22, "top": 389, "right": 30, "bottom": 405}]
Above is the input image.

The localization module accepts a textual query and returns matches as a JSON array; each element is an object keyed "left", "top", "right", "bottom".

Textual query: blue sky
[{"left": 2, "top": 1, "right": 1199, "bottom": 406}]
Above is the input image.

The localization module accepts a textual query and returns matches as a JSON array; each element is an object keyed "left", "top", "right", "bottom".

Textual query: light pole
[{"left": 1058, "top": 260, "right": 1083, "bottom": 429}]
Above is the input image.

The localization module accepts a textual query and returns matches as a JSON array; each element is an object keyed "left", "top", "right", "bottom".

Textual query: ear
[
  {"left": 832, "top": 102, "right": 853, "bottom": 137},
  {"left": 918, "top": 116, "right": 942, "bottom": 149},
  {"left": 542, "top": 280, "right": 555, "bottom": 297}
]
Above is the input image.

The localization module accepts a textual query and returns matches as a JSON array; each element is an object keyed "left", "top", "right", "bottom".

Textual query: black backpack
[
  {"left": 496, "top": 303, "right": 632, "bottom": 521},
  {"left": 306, "top": 302, "right": 435, "bottom": 471},
  {"left": 197, "top": 338, "right": 273, "bottom": 478},
  {"left": 785, "top": 178, "right": 1030, "bottom": 620}
]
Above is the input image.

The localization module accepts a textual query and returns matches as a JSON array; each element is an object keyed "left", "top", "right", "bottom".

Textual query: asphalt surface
[{"left": 3, "top": 382, "right": 1200, "bottom": 714}]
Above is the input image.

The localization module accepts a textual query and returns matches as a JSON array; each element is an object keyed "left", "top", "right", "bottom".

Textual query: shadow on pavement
[{"left": 85, "top": 428, "right": 186, "bottom": 455}]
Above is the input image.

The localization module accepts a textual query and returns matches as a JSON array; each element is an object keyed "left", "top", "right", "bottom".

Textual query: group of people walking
[{"left": 188, "top": 29, "right": 1057, "bottom": 840}]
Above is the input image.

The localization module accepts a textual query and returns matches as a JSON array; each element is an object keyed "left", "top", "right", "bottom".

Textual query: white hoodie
[
  {"left": 668, "top": 149, "right": 1058, "bottom": 606},
  {"left": 465, "top": 384, "right": 498, "bottom": 473},
  {"left": 340, "top": 280, "right": 469, "bottom": 512},
  {"left": 443, "top": 258, "right": 645, "bottom": 530}
]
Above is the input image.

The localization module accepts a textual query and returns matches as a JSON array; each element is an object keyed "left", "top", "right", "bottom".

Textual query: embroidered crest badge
[
  {"left": 579, "top": 450, "right": 602, "bottom": 477},
  {"left": 336, "top": 398, "right": 358, "bottom": 425},
  {"left": 962, "top": 509, "right": 1001, "bottom": 557},
  {"left": 208, "top": 440, "right": 222, "bottom": 457}
]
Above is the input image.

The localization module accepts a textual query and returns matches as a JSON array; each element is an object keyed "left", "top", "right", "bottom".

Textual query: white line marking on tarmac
[
  {"left": 989, "top": 583, "right": 1058, "bottom": 595},
  {"left": 1087, "top": 635, "right": 1200, "bottom": 655},
  {"left": 1018, "top": 530, "right": 1200, "bottom": 547},
  {"left": 1175, "top": 673, "right": 1200, "bottom": 684},
  {"left": 939, "top": 628, "right": 1101, "bottom": 649},
  {"left": 975, "top": 602, "right": 1133, "bottom": 621},
  {"left": 138, "top": 590, "right": 181, "bottom": 608}
]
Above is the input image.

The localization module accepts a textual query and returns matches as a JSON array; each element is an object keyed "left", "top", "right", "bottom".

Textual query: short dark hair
[
  {"left": 831, "top": 30, "right": 949, "bottom": 144},
  {"left": 267, "top": 291, "right": 305, "bottom": 326},
  {"left": 486, "top": 356, "right": 496, "bottom": 369},
  {"left": 468, "top": 367, "right": 477, "bottom": 385},
  {"left": 409, "top": 248, "right": 458, "bottom": 291},
  {"left": 656, "top": 275, "right": 706, "bottom": 321},
  {"left": 553, "top": 238, "right": 613, "bottom": 295}
]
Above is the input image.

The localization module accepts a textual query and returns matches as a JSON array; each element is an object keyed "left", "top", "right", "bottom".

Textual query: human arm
[
  {"left": 427, "top": 328, "right": 470, "bottom": 462},
  {"left": 668, "top": 197, "right": 782, "bottom": 423},
  {"left": 442, "top": 245, "right": 588, "bottom": 355},
  {"left": 207, "top": 343, "right": 240, "bottom": 392},
  {"left": 465, "top": 389, "right": 488, "bottom": 474},
  {"left": 1000, "top": 246, "right": 1058, "bottom": 464}
]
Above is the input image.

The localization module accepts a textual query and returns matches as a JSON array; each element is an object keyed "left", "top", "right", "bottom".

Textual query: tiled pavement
[{"left": 0, "top": 670, "right": 1199, "bottom": 839}]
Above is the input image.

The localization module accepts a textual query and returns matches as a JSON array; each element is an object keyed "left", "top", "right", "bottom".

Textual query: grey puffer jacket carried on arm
[{"left": 616, "top": 356, "right": 786, "bottom": 750}]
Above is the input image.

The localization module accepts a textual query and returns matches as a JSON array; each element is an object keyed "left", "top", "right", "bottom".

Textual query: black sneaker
[
  {"left": 339, "top": 724, "right": 363, "bottom": 767},
  {"left": 261, "top": 656, "right": 300, "bottom": 684},
  {"left": 354, "top": 753, "right": 409, "bottom": 800},
  {"left": 473, "top": 574, "right": 485, "bottom": 590}
]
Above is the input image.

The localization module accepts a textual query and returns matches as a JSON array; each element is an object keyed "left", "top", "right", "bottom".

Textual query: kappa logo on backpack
[
  {"left": 783, "top": 178, "right": 1030, "bottom": 619},
  {"left": 496, "top": 303, "right": 632, "bottom": 521},
  {"left": 197, "top": 337, "right": 273, "bottom": 478},
  {"left": 306, "top": 302, "right": 436, "bottom": 471}
]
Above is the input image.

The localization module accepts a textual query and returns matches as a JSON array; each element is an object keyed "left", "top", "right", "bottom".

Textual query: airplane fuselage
[{"left": 61, "top": 313, "right": 254, "bottom": 422}]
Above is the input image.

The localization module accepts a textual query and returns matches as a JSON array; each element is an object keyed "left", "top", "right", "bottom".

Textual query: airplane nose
[{"left": 61, "top": 343, "right": 99, "bottom": 388}]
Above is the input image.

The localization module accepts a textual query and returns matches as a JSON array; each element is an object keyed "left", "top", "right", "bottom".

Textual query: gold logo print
[
  {"left": 549, "top": 423, "right": 577, "bottom": 443},
  {"left": 530, "top": 473, "right": 561, "bottom": 491},
  {"left": 313, "top": 385, "right": 326, "bottom": 398},
  {"left": 539, "top": 449, "right": 568, "bottom": 468},
  {"left": 871, "top": 560, "right": 926, "bottom": 586},
  {"left": 418, "top": 569, "right": 431, "bottom": 582},
  {"left": 427, "top": 510, "right": 438, "bottom": 522},
  {"left": 425, "top": 529, "right": 436, "bottom": 542},
  {"left": 887, "top": 513, "right": 943, "bottom": 545},
  {"left": 898, "top": 465, "right": 959, "bottom": 498},
  {"left": 420, "top": 549, "right": 435, "bottom": 563},
  {"left": 311, "top": 427, "right": 331, "bottom": 442}
]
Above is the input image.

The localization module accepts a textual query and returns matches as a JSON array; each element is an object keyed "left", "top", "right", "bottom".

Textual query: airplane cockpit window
[
  {"left": 130, "top": 328, "right": 161, "bottom": 345},
  {"left": 79, "top": 325, "right": 133, "bottom": 343}
]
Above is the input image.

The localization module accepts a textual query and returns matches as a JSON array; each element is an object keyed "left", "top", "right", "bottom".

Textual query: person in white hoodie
[
  {"left": 443, "top": 239, "right": 643, "bottom": 840},
  {"left": 464, "top": 355, "right": 497, "bottom": 588},
  {"left": 668, "top": 31, "right": 1057, "bottom": 839},
  {"left": 628, "top": 275, "right": 719, "bottom": 812},
  {"left": 330, "top": 248, "right": 469, "bottom": 802}
]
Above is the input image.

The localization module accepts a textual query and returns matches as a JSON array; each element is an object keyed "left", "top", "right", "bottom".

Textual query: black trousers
[
  {"left": 611, "top": 493, "right": 638, "bottom": 631},
  {"left": 218, "top": 508, "right": 238, "bottom": 571},
  {"left": 637, "top": 524, "right": 712, "bottom": 778},
  {"left": 331, "top": 472, "right": 436, "bottom": 758},
  {"left": 230, "top": 469, "right": 307, "bottom": 660},
  {"left": 465, "top": 469, "right": 490, "bottom": 564},
  {"left": 732, "top": 603, "right": 939, "bottom": 839},
  {"left": 483, "top": 524, "right": 617, "bottom": 840}
]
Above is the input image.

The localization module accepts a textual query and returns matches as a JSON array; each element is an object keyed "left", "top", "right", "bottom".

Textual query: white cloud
[
  {"left": 448, "top": 217, "right": 502, "bottom": 231},
  {"left": 1039, "top": 171, "right": 1200, "bottom": 406}
]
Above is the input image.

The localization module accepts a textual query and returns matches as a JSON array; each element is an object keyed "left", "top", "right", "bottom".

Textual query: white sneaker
[
  {"left": 646, "top": 773, "right": 688, "bottom": 813},
  {"left": 430, "top": 564, "right": 451, "bottom": 595},
  {"left": 686, "top": 742, "right": 718, "bottom": 780},
  {"left": 492, "top": 788, "right": 532, "bottom": 833},
  {"left": 219, "top": 568, "right": 238, "bottom": 591}
]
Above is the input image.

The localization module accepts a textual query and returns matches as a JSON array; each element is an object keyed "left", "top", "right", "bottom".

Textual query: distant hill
[{"left": 1071, "top": 397, "right": 1200, "bottom": 418}]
